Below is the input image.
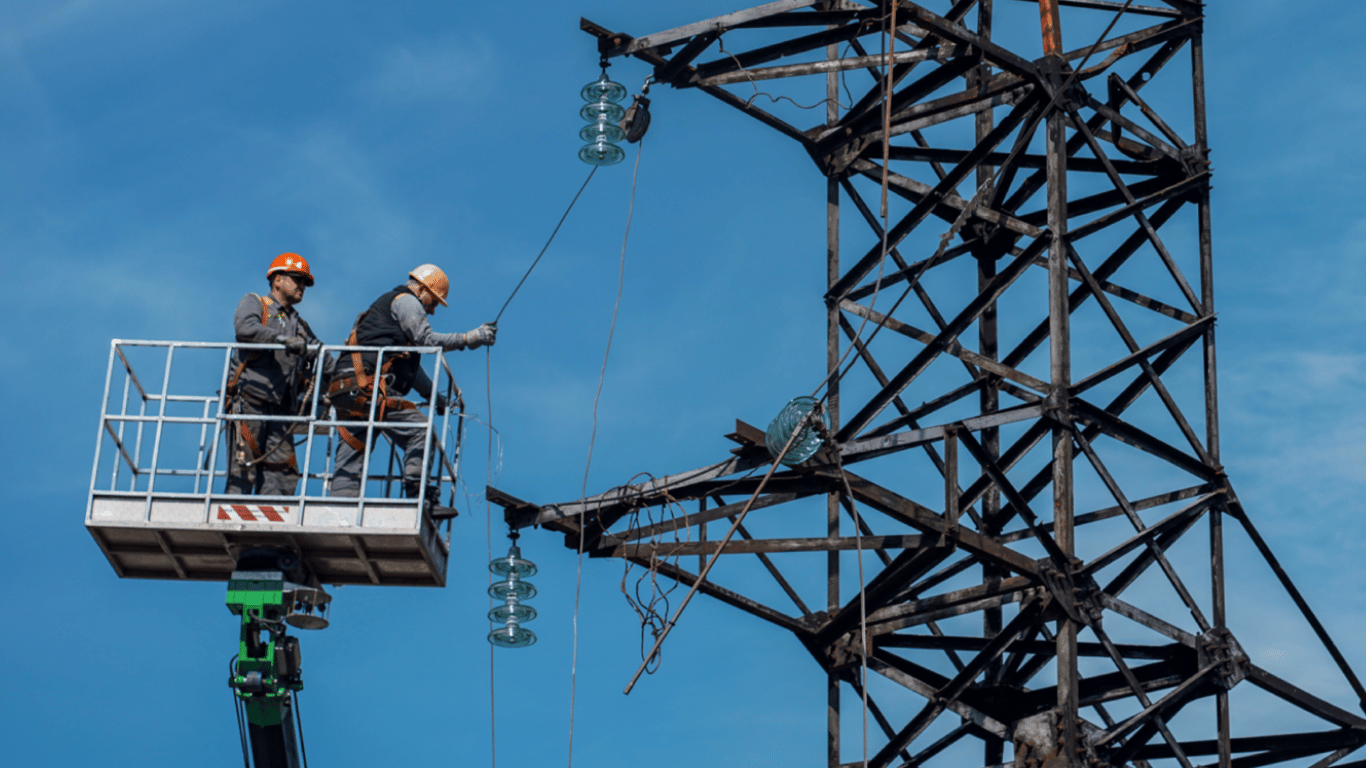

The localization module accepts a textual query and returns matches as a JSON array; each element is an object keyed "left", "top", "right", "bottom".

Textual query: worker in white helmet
[
  {"left": 327, "top": 264, "right": 496, "bottom": 500},
  {"left": 225, "top": 253, "right": 334, "bottom": 496}
]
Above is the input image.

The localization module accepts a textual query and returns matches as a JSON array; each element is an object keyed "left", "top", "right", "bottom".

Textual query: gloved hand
[
  {"left": 279, "top": 335, "right": 307, "bottom": 355},
  {"left": 463, "top": 323, "right": 497, "bottom": 350},
  {"left": 432, "top": 393, "right": 449, "bottom": 416}
]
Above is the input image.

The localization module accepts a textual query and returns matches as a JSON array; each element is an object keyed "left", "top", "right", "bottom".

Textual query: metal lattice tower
[{"left": 491, "top": 2, "right": 1366, "bottom": 766}]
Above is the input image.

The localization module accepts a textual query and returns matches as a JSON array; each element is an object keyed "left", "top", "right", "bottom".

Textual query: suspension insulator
[
  {"left": 579, "top": 72, "right": 627, "bottom": 166},
  {"left": 487, "top": 543, "right": 538, "bottom": 648}
]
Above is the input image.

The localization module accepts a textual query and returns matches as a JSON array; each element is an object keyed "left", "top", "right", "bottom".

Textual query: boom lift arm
[{"left": 227, "top": 550, "right": 331, "bottom": 768}]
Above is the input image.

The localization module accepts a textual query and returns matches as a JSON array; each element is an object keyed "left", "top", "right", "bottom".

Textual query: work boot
[{"left": 403, "top": 481, "right": 458, "bottom": 520}]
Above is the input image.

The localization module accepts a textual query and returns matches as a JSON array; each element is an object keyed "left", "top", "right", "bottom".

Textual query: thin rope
[
  {"left": 863, "top": 7, "right": 897, "bottom": 758},
  {"left": 569, "top": 138, "right": 643, "bottom": 768},
  {"left": 486, "top": 349, "right": 497, "bottom": 768},
  {"left": 495, "top": 166, "right": 598, "bottom": 324},
  {"left": 880, "top": 0, "right": 896, "bottom": 220},
  {"left": 832, "top": 447, "right": 870, "bottom": 768}
]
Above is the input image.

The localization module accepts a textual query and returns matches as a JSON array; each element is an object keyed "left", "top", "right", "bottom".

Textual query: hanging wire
[
  {"left": 486, "top": 348, "right": 497, "bottom": 768},
  {"left": 230, "top": 655, "right": 250, "bottom": 768},
  {"left": 622, "top": 398, "right": 823, "bottom": 694},
  {"left": 569, "top": 136, "right": 644, "bottom": 768},
  {"left": 832, "top": 440, "right": 871, "bottom": 768},
  {"left": 880, "top": 0, "right": 897, "bottom": 221},
  {"left": 442, "top": 413, "right": 503, "bottom": 505},
  {"left": 614, "top": 475, "right": 689, "bottom": 674},
  {"left": 294, "top": 689, "right": 310, "bottom": 768},
  {"left": 715, "top": 34, "right": 855, "bottom": 113},
  {"left": 494, "top": 166, "right": 598, "bottom": 325}
]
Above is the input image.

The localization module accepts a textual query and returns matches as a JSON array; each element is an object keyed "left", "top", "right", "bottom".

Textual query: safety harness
[
  {"left": 328, "top": 312, "right": 417, "bottom": 452},
  {"left": 225, "top": 294, "right": 302, "bottom": 472}
]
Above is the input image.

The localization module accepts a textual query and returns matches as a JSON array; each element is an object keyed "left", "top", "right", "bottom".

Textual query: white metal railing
[{"left": 89, "top": 339, "right": 465, "bottom": 531}]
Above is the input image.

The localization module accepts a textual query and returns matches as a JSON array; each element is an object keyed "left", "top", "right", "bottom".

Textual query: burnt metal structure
[{"left": 491, "top": 2, "right": 1366, "bottom": 767}]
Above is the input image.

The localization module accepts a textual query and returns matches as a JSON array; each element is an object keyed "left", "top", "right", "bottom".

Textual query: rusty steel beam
[{"left": 490, "top": 4, "right": 1364, "bottom": 767}]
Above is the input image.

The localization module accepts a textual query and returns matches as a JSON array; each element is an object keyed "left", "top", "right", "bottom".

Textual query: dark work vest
[{"left": 351, "top": 285, "right": 421, "bottom": 395}]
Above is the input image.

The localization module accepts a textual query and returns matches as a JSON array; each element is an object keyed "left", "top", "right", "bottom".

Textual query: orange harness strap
[
  {"left": 237, "top": 419, "right": 298, "bottom": 470},
  {"left": 336, "top": 426, "right": 366, "bottom": 452},
  {"left": 227, "top": 295, "right": 301, "bottom": 471},
  {"left": 335, "top": 396, "right": 419, "bottom": 454},
  {"left": 337, "top": 313, "right": 416, "bottom": 450},
  {"left": 227, "top": 295, "right": 276, "bottom": 396}
]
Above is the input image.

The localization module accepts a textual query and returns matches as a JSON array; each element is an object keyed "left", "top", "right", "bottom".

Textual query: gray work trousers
[
  {"left": 329, "top": 407, "right": 431, "bottom": 497},
  {"left": 225, "top": 393, "right": 300, "bottom": 496}
]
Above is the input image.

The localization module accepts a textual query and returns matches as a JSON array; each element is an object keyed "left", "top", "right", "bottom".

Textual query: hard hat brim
[{"left": 270, "top": 268, "right": 314, "bottom": 287}]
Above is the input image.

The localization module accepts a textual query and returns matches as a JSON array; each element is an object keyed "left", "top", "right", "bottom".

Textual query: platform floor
[{"left": 87, "top": 493, "right": 449, "bottom": 586}]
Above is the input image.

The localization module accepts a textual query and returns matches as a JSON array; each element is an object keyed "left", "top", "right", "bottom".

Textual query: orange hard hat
[
  {"left": 409, "top": 263, "right": 449, "bottom": 306},
  {"left": 267, "top": 253, "right": 314, "bottom": 286}
]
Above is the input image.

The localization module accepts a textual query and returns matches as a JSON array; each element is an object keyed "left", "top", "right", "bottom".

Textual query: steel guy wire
[{"left": 569, "top": 136, "right": 642, "bottom": 768}]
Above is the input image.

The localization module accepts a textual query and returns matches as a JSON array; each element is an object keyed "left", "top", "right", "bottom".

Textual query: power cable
[
  {"left": 487, "top": 349, "right": 497, "bottom": 768},
  {"left": 294, "top": 689, "right": 310, "bottom": 768},
  {"left": 570, "top": 138, "right": 644, "bottom": 768},
  {"left": 483, "top": 117, "right": 600, "bottom": 768},
  {"left": 494, "top": 167, "right": 599, "bottom": 325},
  {"left": 230, "top": 655, "right": 250, "bottom": 768}
]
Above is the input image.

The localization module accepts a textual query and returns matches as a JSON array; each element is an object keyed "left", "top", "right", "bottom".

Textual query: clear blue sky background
[{"left": 2, "top": 1, "right": 1363, "bottom": 766}]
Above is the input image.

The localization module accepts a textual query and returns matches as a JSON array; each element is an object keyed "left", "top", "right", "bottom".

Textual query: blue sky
[{"left": 3, "top": 1, "right": 1365, "bottom": 766}]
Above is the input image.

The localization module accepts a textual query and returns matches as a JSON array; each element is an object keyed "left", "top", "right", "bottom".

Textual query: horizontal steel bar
[
  {"left": 619, "top": 0, "right": 823, "bottom": 56},
  {"left": 841, "top": 404, "right": 1044, "bottom": 463},
  {"left": 603, "top": 533, "right": 924, "bottom": 558},
  {"left": 699, "top": 45, "right": 964, "bottom": 86},
  {"left": 1003, "top": 0, "right": 1181, "bottom": 16}
]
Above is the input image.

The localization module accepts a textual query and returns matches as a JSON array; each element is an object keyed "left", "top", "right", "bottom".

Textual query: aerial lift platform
[
  {"left": 87, "top": 338, "right": 466, "bottom": 767},
  {"left": 87, "top": 339, "right": 464, "bottom": 587}
]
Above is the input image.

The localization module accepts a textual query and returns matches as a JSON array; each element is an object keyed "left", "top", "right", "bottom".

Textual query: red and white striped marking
[{"left": 216, "top": 505, "right": 291, "bottom": 523}]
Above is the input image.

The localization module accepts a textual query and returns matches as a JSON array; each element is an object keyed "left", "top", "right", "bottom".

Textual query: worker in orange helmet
[
  {"left": 328, "top": 263, "right": 496, "bottom": 500},
  {"left": 224, "top": 253, "right": 334, "bottom": 496}
]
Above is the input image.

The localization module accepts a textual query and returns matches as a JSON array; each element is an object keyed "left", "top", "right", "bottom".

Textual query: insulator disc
[
  {"left": 581, "top": 74, "right": 627, "bottom": 104},
  {"left": 765, "top": 396, "right": 828, "bottom": 466},
  {"left": 488, "top": 624, "right": 537, "bottom": 648},
  {"left": 579, "top": 142, "right": 625, "bottom": 167}
]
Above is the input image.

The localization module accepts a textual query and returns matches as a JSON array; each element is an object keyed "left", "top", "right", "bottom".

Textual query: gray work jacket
[{"left": 230, "top": 293, "right": 330, "bottom": 404}]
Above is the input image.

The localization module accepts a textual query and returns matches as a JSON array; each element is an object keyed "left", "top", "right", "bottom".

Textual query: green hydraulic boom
[{"left": 227, "top": 550, "right": 331, "bottom": 768}]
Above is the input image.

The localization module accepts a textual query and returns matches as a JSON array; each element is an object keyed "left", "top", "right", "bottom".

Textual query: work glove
[
  {"left": 463, "top": 323, "right": 497, "bottom": 350},
  {"left": 279, "top": 335, "right": 307, "bottom": 355},
  {"left": 432, "top": 393, "right": 449, "bottom": 416}
]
